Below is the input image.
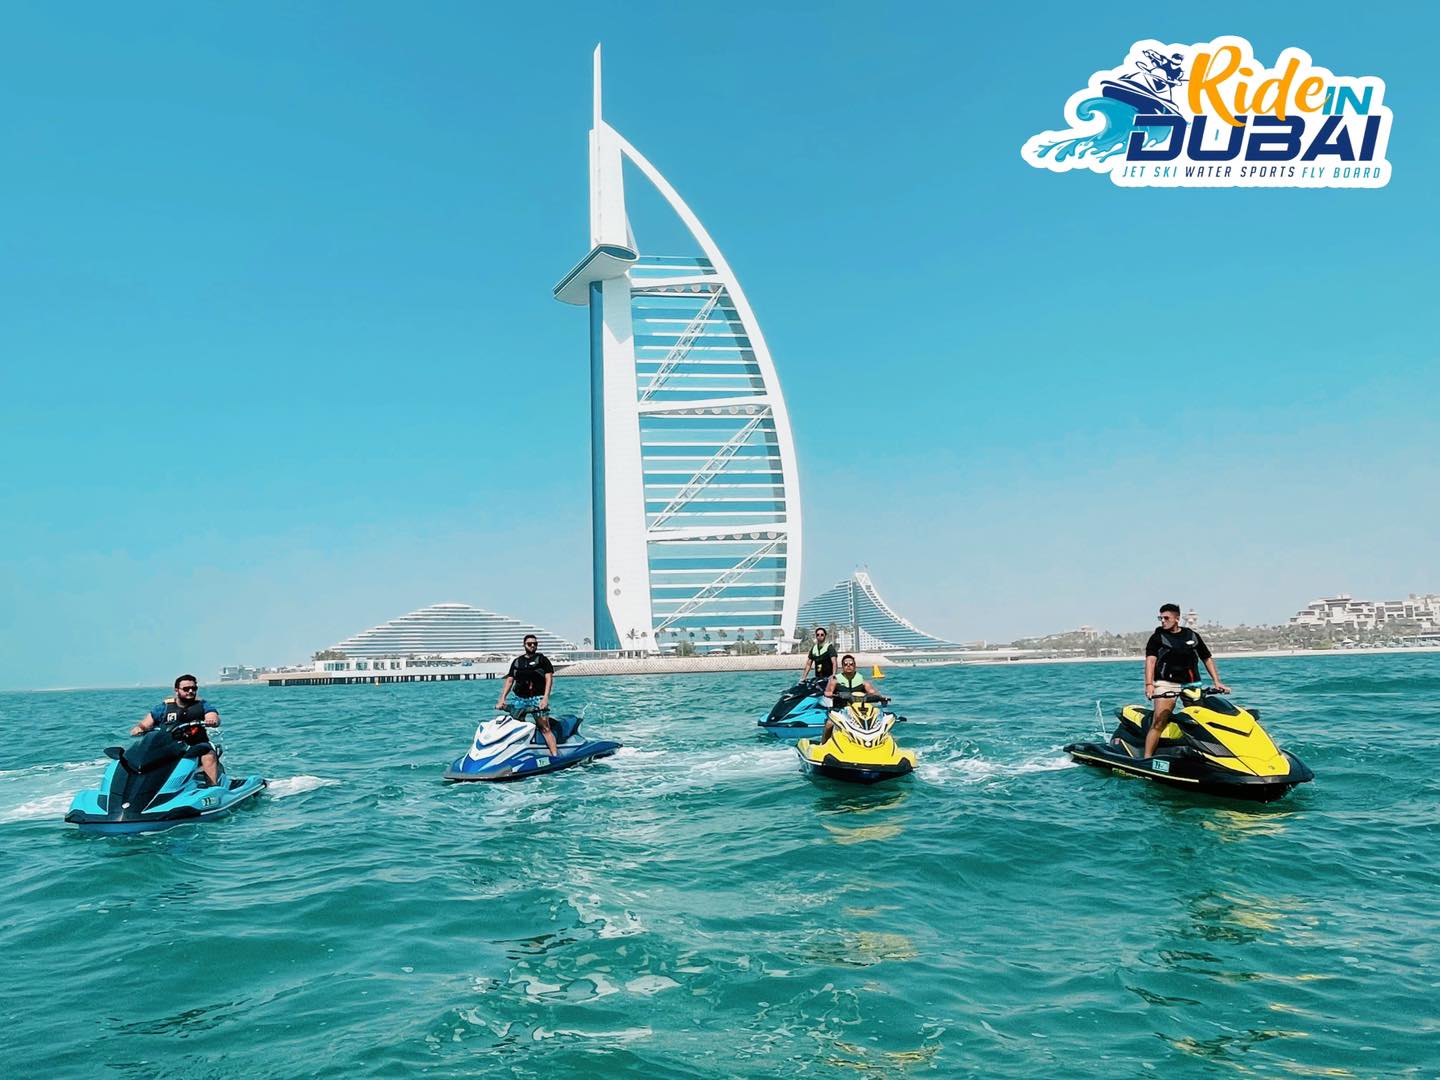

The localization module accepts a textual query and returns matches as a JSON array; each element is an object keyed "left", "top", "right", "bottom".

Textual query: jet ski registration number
[{"left": 1150, "top": 760, "right": 1170, "bottom": 774}]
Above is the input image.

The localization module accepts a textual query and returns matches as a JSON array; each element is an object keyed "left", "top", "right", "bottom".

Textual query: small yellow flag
[{"left": 871, "top": 665, "right": 885, "bottom": 680}]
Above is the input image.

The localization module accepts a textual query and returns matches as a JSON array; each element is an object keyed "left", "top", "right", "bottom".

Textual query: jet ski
[
  {"left": 65, "top": 722, "right": 266, "bottom": 834},
  {"left": 443, "top": 705, "right": 621, "bottom": 782},
  {"left": 1064, "top": 685, "right": 1314, "bottom": 803},
  {"left": 796, "top": 692, "right": 916, "bottom": 785},
  {"left": 757, "top": 677, "right": 830, "bottom": 739}
]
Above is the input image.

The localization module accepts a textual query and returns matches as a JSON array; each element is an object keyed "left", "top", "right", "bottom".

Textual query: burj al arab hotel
[{"left": 554, "top": 47, "right": 802, "bottom": 654}]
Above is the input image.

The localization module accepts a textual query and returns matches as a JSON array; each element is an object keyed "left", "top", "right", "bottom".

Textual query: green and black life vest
[{"left": 808, "top": 642, "right": 837, "bottom": 678}]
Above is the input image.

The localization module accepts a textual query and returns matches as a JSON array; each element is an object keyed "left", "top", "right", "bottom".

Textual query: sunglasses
[{"left": 178, "top": 685, "right": 198, "bottom": 692}]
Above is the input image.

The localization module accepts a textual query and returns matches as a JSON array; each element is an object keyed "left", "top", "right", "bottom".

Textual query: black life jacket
[
  {"left": 1154, "top": 630, "right": 1201, "bottom": 683},
  {"left": 510, "top": 654, "right": 549, "bottom": 697},
  {"left": 160, "top": 697, "right": 210, "bottom": 746},
  {"left": 161, "top": 697, "right": 208, "bottom": 727}
]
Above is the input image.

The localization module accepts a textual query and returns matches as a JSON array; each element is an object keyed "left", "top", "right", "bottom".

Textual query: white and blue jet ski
[
  {"left": 65, "top": 723, "right": 266, "bottom": 835},
  {"left": 443, "top": 705, "right": 621, "bottom": 782},
  {"left": 757, "top": 678, "right": 831, "bottom": 740}
]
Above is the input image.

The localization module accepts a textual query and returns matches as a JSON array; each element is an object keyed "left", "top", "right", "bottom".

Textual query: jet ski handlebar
[
  {"left": 499, "top": 703, "right": 551, "bottom": 719},
  {"left": 1152, "top": 684, "right": 1227, "bottom": 699},
  {"left": 833, "top": 690, "right": 891, "bottom": 705}
]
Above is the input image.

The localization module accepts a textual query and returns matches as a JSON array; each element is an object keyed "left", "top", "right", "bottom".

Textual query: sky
[{"left": 2, "top": 2, "right": 1436, "bottom": 689}]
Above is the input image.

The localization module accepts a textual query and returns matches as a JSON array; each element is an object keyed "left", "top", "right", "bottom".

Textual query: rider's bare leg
[
  {"left": 536, "top": 715, "right": 559, "bottom": 756},
  {"left": 1142, "top": 696, "right": 1177, "bottom": 758}
]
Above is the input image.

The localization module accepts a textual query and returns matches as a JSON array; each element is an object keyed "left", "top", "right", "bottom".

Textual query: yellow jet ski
[
  {"left": 796, "top": 692, "right": 916, "bottom": 785},
  {"left": 1065, "top": 685, "right": 1313, "bottom": 802}
]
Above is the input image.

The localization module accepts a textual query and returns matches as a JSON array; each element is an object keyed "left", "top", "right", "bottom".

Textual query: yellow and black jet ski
[
  {"left": 796, "top": 693, "right": 916, "bottom": 785},
  {"left": 1065, "top": 685, "right": 1313, "bottom": 803}
]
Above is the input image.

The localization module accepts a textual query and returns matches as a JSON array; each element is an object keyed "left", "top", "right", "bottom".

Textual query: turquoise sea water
[{"left": 2, "top": 654, "right": 1437, "bottom": 1078}]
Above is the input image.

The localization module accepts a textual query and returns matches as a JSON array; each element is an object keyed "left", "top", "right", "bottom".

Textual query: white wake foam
[
  {"left": 267, "top": 776, "right": 341, "bottom": 799},
  {"left": 0, "top": 757, "right": 107, "bottom": 780},
  {"left": 0, "top": 758, "right": 110, "bottom": 824},
  {"left": 919, "top": 753, "right": 1079, "bottom": 785},
  {"left": 0, "top": 791, "right": 76, "bottom": 823}
]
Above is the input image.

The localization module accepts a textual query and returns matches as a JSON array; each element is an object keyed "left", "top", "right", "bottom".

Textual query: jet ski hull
[
  {"left": 1066, "top": 690, "right": 1314, "bottom": 803},
  {"left": 797, "top": 753, "right": 914, "bottom": 786},
  {"left": 758, "top": 680, "right": 829, "bottom": 740},
  {"left": 758, "top": 718, "right": 826, "bottom": 740},
  {"left": 796, "top": 732, "right": 916, "bottom": 787},
  {"left": 1099, "top": 78, "right": 1181, "bottom": 116},
  {"left": 66, "top": 774, "right": 268, "bottom": 834},
  {"left": 443, "top": 740, "right": 621, "bottom": 782},
  {"left": 1065, "top": 740, "right": 1311, "bottom": 801}
]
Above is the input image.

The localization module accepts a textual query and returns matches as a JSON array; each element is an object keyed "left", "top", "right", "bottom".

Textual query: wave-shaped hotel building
[
  {"left": 798, "top": 572, "right": 964, "bottom": 655},
  {"left": 554, "top": 48, "right": 802, "bottom": 654},
  {"left": 326, "top": 603, "right": 575, "bottom": 658}
]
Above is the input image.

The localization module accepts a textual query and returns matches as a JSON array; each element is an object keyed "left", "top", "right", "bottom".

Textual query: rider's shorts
[
  {"left": 512, "top": 695, "right": 545, "bottom": 716},
  {"left": 1150, "top": 680, "right": 1184, "bottom": 700}
]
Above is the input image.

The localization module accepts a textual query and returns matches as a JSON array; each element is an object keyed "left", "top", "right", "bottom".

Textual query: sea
[{"left": 2, "top": 653, "right": 1436, "bottom": 1078}]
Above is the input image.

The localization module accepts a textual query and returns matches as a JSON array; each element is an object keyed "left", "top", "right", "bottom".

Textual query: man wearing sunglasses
[
  {"left": 800, "top": 626, "right": 838, "bottom": 682},
  {"left": 1142, "top": 604, "right": 1230, "bottom": 759},
  {"left": 497, "top": 635, "right": 558, "bottom": 756},
  {"left": 131, "top": 674, "right": 223, "bottom": 787}
]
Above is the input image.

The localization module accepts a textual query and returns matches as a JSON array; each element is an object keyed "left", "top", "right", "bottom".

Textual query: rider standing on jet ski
[
  {"left": 497, "top": 635, "right": 558, "bottom": 756},
  {"left": 1142, "top": 604, "right": 1230, "bottom": 759},
  {"left": 130, "top": 674, "right": 223, "bottom": 787},
  {"left": 820, "top": 654, "right": 888, "bottom": 743},
  {"left": 799, "top": 626, "right": 838, "bottom": 682}
]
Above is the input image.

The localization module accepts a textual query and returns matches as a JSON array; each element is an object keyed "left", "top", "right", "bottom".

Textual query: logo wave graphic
[{"left": 1032, "top": 97, "right": 1166, "bottom": 162}]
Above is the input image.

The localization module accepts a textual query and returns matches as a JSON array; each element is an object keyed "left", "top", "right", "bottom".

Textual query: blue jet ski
[
  {"left": 65, "top": 722, "right": 266, "bottom": 834},
  {"left": 444, "top": 706, "right": 621, "bottom": 782},
  {"left": 757, "top": 678, "right": 831, "bottom": 740}
]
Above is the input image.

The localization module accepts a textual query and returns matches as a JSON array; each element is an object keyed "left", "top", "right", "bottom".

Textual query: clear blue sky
[{"left": 3, "top": 2, "right": 1435, "bottom": 689}]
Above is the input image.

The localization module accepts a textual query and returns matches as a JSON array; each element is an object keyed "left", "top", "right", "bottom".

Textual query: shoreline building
[
  {"left": 325, "top": 603, "right": 576, "bottom": 660},
  {"left": 553, "top": 47, "right": 802, "bottom": 655},
  {"left": 798, "top": 572, "right": 964, "bottom": 655},
  {"left": 1288, "top": 593, "right": 1440, "bottom": 631}
]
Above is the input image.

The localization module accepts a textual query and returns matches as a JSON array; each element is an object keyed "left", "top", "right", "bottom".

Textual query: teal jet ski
[{"left": 66, "top": 722, "right": 266, "bottom": 834}]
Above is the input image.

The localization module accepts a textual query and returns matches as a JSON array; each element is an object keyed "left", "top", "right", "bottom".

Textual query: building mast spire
[{"left": 593, "top": 44, "right": 602, "bottom": 129}]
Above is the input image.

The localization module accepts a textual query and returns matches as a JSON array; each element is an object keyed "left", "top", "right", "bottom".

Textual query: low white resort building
[{"left": 1288, "top": 593, "right": 1440, "bottom": 631}]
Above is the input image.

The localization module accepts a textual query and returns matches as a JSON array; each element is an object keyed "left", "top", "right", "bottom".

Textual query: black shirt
[
  {"left": 507, "top": 652, "right": 554, "bottom": 698},
  {"left": 1145, "top": 627, "right": 1212, "bottom": 683}
]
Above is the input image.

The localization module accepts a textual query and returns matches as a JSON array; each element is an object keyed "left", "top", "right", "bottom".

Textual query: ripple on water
[{"left": 1, "top": 656, "right": 1438, "bottom": 1077}]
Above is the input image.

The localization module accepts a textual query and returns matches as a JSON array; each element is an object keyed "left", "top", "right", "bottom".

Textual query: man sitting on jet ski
[
  {"left": 1143, "top": 604, "right": 1230, "bottom": 759},
  {"left": 821, "top": 654, "right": 889, "bottom": 743},
  {"left": 497, "top": 635, "right": 558, "bottom": 756},
  {"left": 130, "top": 674, "right": 222, "bottom": 787}
]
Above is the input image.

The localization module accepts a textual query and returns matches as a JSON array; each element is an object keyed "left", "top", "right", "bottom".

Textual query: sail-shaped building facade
[
  {"left": 798, "top": 572, "right": 962, "bottom": 654},
  {"left": 554, "top": 48, "right": 802, "bottom": 654}
]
